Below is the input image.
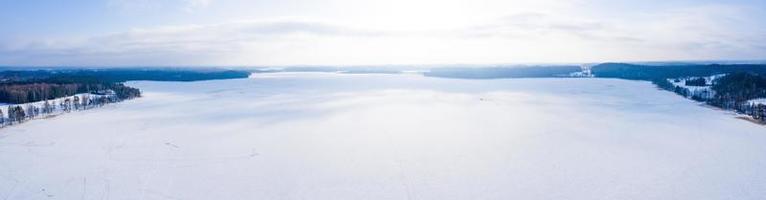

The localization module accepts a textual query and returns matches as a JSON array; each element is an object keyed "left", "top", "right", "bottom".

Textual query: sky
[{"left": 0, "top": 0, "right": 765, "bottom": 66}]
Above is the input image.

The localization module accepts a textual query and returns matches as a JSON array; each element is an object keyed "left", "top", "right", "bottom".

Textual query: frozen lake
[{"left": 1, "top": 73, "right": 765, "bottom": 199}]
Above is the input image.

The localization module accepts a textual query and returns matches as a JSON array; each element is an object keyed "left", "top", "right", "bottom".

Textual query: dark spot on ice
[{"left": 164, "top": 142, "right": 179, "bottom": 148}]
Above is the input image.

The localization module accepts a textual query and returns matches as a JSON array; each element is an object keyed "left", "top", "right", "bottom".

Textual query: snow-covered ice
[{"left": 1, "top": 72, "right": 765, "bottom": 200}]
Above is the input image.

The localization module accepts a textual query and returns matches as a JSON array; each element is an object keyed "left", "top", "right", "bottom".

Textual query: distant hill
[{"left": 423, "top": 66, "right": 581, "bottom": 79}]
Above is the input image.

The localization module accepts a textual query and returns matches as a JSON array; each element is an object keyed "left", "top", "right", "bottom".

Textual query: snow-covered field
[
  {"left": 667, "top": 74, "right": 726, "bottom": 100},
  {"left": 1, "top": 73, "right": 765, "bottom": 199}
]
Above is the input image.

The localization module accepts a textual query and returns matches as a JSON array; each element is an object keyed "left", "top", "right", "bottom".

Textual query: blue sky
[{"left": 1, "top": 0, "right": 765, "bottom": 66}]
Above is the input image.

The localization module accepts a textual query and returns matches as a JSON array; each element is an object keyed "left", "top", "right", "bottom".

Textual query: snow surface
[
  {"left": 1, "top": 72, "right": 765, "bottom": 200},
  {"left": 748, "top": 98, "right": 766, "bottom": 106}
]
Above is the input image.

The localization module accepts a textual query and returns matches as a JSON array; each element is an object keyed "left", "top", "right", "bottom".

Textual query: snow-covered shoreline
[
  {"left": 0, "top": 92, "right": 116, "bottom": 127},
  {"left": 666, "top": 74, "right": 726, "bottom": 100},
  {"left": 748, "top": 98, "right": 766, "bottom": 106}
]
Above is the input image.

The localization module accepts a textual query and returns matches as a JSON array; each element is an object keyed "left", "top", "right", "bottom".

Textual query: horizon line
[{"left": 1, "top": 59, "right": 766, "bottom": 69}]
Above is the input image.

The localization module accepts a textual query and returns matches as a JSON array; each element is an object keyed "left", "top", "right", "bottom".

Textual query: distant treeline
[
  {"left": 591, "top": 63, "right": 766, "bottom": 122},
  {"left": 423, "top": 66, "right": 581, "bottom": 79},
  {"left": 252, "top": 66, "right": 404, "bottom": 74},
  {"left": 0, "top": 68, "right": 251, "bottom": 104},
  {"left": 0, "top": 83, "right": 140, "bottom": 104},
  {"left": 590, "top": 63, "right": 766, "bottom": 81},
  {"left": 0, "top": 68, "right": 251, "bottom": 83},
  {"left": 249, "top": 65, "right": 583, "bottom": 78}
]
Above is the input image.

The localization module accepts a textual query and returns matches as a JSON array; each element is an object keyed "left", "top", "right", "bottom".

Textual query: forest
[
  {"left": 0, "top": 83, "right": 139, "bottom": 104},
  {"left": 709, "top": 72, "right": 766, "bottom": 121},
  {"left": 590, "top": 63, "right": 766, "bottom": 80},
  {"left": 0, "top": 68, "right": 250, "bottom": 104}
]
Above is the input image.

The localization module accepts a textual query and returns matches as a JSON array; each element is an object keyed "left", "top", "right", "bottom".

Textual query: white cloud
[{"left": 0, "top": 19, "right": 391, "bottom": 66}]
